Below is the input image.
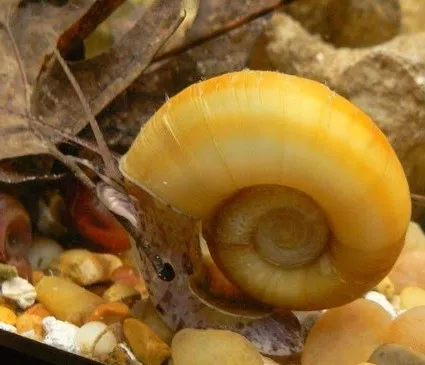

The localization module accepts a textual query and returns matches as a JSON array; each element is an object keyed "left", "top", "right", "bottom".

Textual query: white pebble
[
  {"left": 1, "top": 277, "right": 36, "bottom": 309},
  {"left": 42, "top": 316, "right": 80, "bottom": 353},
  {"left": 365, "top": 291, "right": 397, "bottom": 318},
  {"left": 21, "top": 329, "right": 40, "bottom": 341},
  {"left": 0, "top": 322, "right": 16, "bottom": 333},
  {"left": 75, "top": 321, "right": 117, "bottom": 357},
  {"left": 27, "top": 237, "right": 64, "bottom": 270}
]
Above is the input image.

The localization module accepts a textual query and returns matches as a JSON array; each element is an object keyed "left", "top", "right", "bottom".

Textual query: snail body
[{"left": 119, "top": 70, "right": 410, "bottom": 352}]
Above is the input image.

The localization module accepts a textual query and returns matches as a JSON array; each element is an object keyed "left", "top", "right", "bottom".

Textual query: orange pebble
[
  {"left": 302, "top": 299, "right": 393, "bottom": 365},
  {"left": 110, "top": 265, "right": 148, "bottom": 299},
  {"left": 384, "top": 305, "right": 425, "bottom": 354},
  {"left": 0, "top": 305, "right": 17, "bottom": 325},
  {"left": 110, "top": 265, "right": 138, "bottom": 283},
  {"left": 16, "top": 313, "right": 44, "bottom": 339},
  {"left": 388, "top": 250, "right": 425, "bottom": 293},
  {"left": 87, "top": 301, "right": 131, "bottom": 325},
  {"left": 24, "top": 304, "right": 51, "bottom": 319}
]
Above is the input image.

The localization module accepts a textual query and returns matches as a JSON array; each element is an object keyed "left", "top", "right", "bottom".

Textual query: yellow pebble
[
  {"left": 375, "top": 277, "right": 395, "bottom": 301},
  {"left": 0, "top": 305, "right": 17, "bottom": 325},
  {"left": 16, "top": 313, "right": 44, "bottom": 340},
  {"left": 400, "top": 286, "right": 425, "bottom": 310}
]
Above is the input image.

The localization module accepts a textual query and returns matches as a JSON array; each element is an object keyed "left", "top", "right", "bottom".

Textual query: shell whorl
[{"left": 120, "top": 70, "right": 411, "bottom": 310}]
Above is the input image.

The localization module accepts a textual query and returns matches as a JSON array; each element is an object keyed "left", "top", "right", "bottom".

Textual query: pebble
[
  {"left": 368, "top": 343, "right": 425, "bottom": 365},
  {"left": 27, "top": 237, "right": 64, "bottom": 271},
  {"left": 75, "top": 321, "right": 117, "bottom": 357},
  {"left": 49, "top": 249, "right": 107, "bottom": 286},
  {"left": 1, "top": 277, "right": 36, "bottom": 309},
  {"left": 364, "top": 291, "right": 397, "bottom": 318},
  {"left": 42, "top": 316, "right": 80, "bottom": 354},
  {"left": 87, "top": 302, "right": 130, "bottom": 325},
  {"left": 0, "top": 263, "right": 18, "bottom": 281},
  {"left": 123, "top": 317, "right": 171, "bottom": 365},
  {"left": 171, "top": 328, "right": 263, "bottom": 365},
  {"left": 399, "top": 286, "right": 425, "bottom": 310},
  {"left": 16, "top": 313, "right": 44, "bottom": 339},
  {"left": 102, "top": 282, "right": 140, "bottom": 304},
  {"left": 302, "top": 299, "right": 393, "bottom": 365},
  {"left": 375, "top": 277, "right": 395, "bottom": 301},
  {"left": 36, "top": 276, "right": 104, "bottom": 326},
  {"left": 0, "top": 305, "right": 17, "bottom": 325},
  {"left": 21, "top": 329, "right": 41, "bottom": 341},
  {"left": 0, "top": 321, "right": 17, "bottom": 333}
]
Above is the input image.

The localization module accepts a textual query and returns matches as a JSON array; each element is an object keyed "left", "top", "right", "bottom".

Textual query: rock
[
  {"left": 1, "top": 277, "right": 36, "bottom": 309},
  {"left": 388, "top": 250, "right": 425, "bottom": 293},
  {"left": 0, "top": 305, "right": 16, "bottom": 325},
  {"left": 123, "top": 317, "right": 171, "bottom": 365},
  {"left": 384, "top": 306, "right": 425, "bottom": 353},
  {"left": 42, "top": 316, "right": 80, "bottom": 353},
  {"left": 131, "top": 300, "right": 174, "bottom": 345},
  {"left": 27, "top": 237, "right": 64, "bottom": 271},
  {"left": 400, "top": 0, "right": 425, "bottom": 33},
  {"left": 75, "top": 321, "right": 117, "bottom": 358},
  {"left": 36, "top": 276, "right": 104, "bottom": 326},
  {"left": 171, "top": 328, "right": 263, "bottom": 365},
  {"left": 302, "top": 299, "right": 393, "bottom": 365},
  {"left": 102, "top": 281, "right": 140, "bottom": 305},
  {"left": 262, "top": 12, "right": 425, "bottom": 219},
  {"left": 111, "top": 343, "right": 138, "bottom": 365},
  {"left": 375, "top": 277, "right": 396, "bottom": 301},
  {"left": 48, "top": 249, "right": 107, "bottom": 286},
  {"left": 400, "top": 286, "right": 425, "bottom": 310},
  {"left": 326, "top": 0, "right": 400, "bottom": 47},
  {"left": 110, "top": 265, "right": 149, "bottom": 300},
  {"left": 403, "top": 222, "right": 425, "bottom": 252},
  {"left": 0, "top": 263, "right": 18, "bottom": 281},
  {"left": 0, "top": 322, "right": 16, "bottom": 333},
  {"left": 95, "top": 253, "right": 123, "bottom": 277},
  {"left": 364, "top": 291, "right": 397, "bottom": 318},
  {"left": 24, "top": 303, "right": 51, "bottom": 318},
  {"left": 16, "top": 313, "right": 44, "bottom": 340},
  {"left": 86, "top": 302, "right": 131, "bottom": 325},
  {"left": 369, "top": 344, "right": 425, "bottom": 365},
  {"left": 284, "top": 0, "right": 400, "bottom": 47}
]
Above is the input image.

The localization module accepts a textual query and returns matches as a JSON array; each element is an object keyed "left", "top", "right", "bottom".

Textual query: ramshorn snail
[{"left": 119, "top": 70, "right": 410, "bottom": 328}]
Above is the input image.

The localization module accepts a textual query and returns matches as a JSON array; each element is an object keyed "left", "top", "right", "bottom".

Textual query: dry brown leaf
[
  {"left": 11, "top": 0, "right": 126, "bottom": 84},
  {"left": 98, "top": 0, "right": 279, "bottom": 151},
  {"left": 0, "top": 0, "right": 124, "bottom": 164},
  {"left": 32, "top": 0, "right": 184, "bottom": 147}
]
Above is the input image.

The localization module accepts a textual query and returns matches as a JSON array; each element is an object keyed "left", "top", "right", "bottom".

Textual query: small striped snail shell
[{"left": 119, "top": 70, "right": 410, "bottom": 323}]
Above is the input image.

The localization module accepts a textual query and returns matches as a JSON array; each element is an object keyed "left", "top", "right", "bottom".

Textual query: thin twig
[
  {"left": 154, "top": 0, "right": 297, "bottom": 62},
  {"left": 52, "top": 48, "right": 121, "bottom": 182},
  {"left": 411, "top": 193, "right": 425, "bottom": 207},
  {"left": 50, "top": 147, "right": 96, "bottom": 189},
  {"left": 32, "top": 117, "right": 104, "bottom": 156},
  {"left": 68, "top": 155, "right": 122, "bottom": 191}
]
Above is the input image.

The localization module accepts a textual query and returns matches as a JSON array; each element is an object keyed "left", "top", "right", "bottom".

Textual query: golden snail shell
[{"left": 119, "top": 70, "right": 411, "bottom": 310}]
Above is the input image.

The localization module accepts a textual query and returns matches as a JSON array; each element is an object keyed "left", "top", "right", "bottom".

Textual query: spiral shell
[{"left": 120, "top": 70, "right": 411, "bottom": 311}]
